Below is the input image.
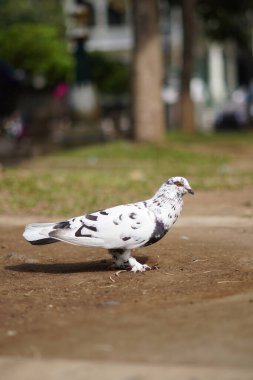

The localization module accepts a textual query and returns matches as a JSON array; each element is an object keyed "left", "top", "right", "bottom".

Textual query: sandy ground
[{"left": 0, "top": 189, "right": 253, "bottom": 379}]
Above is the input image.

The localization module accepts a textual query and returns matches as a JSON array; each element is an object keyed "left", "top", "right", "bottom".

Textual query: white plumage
[{"left": 23, "top": 176, "right": 194, "bottom": 272}]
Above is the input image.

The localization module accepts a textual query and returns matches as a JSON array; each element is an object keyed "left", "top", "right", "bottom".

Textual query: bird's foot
[
  {"left": 130, "top": 263, "right": 151, "bottom": 272},
  {"left": 114, "top": 262, "right": 150, "bottom": 273},
  {"left": 115, "top": 263, "right": 159, "bottom": 276},
  {"left": 112, "top": 257, "right": 150, "bottom": 273},
  {"left": 128, "top": 257, "right": 157, "bottom": 272},
  {"left": 111, "top": 253, "right": 159, "bottom": 273},
  {"left": 130, "top": 263, "right": 160, "bottom": 272},
  {"left": 111, "top": 260, "right": 131, "bottom": 270}
]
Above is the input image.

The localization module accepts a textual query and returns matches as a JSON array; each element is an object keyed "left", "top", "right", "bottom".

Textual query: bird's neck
[
  {"left": 144, "top": 185, "right": 184, "bottom": 228},
  {"left": 146, "top": 188, "right": 183, "bottom": 214},
  {"left": 152, "top": 186, "right": 182, "bottom": 204}
]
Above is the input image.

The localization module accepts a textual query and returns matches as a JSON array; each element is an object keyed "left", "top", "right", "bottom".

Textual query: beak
[{"left": 187, "top": 188, "right": 194, "bottom": 195}]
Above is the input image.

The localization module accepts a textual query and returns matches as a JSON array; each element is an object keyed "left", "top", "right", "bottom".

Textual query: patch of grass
[
  {"left": 166, "top": 130, "right": 253, "bottom": 145},
  {"left": 0, "top": 133, "right": 252, "bottom": 217}
]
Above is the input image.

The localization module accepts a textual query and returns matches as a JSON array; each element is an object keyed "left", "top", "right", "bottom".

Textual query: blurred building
[{"left": 64, "top": 0, "right": 132, "bottom": 54}]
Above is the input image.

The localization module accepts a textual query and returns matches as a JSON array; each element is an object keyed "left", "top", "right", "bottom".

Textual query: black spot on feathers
[
  {"left": 131, "top": 225, "right": 140, "bottom": 230},
  {"left": 30, "top": 237, "right": 58, "bottom": 245},
  {"left": 82, "top": 223, "right": 97, "bottom": 232},
  {"left": 100, "top": 210, "right": 109, "bottom": 215},
  {"left": 75, "top": 223, "right": 97, "bottom": 237},
  {"left": 54, "top": 221, "right": 71, "bottom": 229},
  {"left": 85, "top": 214, "right": 98, "bottom": 221}
]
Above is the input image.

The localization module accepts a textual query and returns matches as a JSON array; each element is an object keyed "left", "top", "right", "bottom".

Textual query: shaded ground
[{"left": 0, "top": 189, "right": 253, "bottom": 378}]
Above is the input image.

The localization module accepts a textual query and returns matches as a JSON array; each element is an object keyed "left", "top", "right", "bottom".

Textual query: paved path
[{"left": 1, "top": 357, "right": 253, "bottom": 380}]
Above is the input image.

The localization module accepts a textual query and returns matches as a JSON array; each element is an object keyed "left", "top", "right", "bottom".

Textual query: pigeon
[{"left": 23, "top": 176, "right": 194, "bottom": 272}]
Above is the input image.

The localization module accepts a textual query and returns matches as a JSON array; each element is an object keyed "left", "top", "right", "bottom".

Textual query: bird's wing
[{"left": 48, "top": 202, "right": 156, "bottom": 249}]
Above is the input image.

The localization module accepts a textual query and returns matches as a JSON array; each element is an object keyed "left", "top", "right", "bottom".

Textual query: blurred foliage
[
  {"left": 0, "top": 0, "right": 74, "bottom": 84},
  {"left": 0, "top": 0, "right": 129, "bottom": 91},
  {"left": 0, "top": 23, "right": 74, "bottom": 83},
  {"left": 89, "top": 51, "right": 130, "bottom": 94},
  {"left": 0, "top": 0, "right": 64, "bottom": 27},
  {"left": 167, "top": 0, "right": 253, "bottom": 47},
  {"left": 197, "top": 0, "right": 253, "bottom": 47}
]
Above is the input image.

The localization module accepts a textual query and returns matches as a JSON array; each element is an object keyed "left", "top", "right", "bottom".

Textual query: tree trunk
[
  {"left": 131, "top": 0, "right": 166, "bottom": 142},
  {"left": 180, "top": 0, "right": 196, "bottom": 132}
]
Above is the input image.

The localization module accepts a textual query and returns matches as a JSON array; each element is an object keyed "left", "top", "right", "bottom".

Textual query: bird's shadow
[{"left": 5, "top": 256, "right": 148, "bottom": 274}]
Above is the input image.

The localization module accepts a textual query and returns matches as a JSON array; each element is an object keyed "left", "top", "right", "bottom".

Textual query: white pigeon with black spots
[{"left": 23, "top": 176, "right": 194, "bottom": 272}]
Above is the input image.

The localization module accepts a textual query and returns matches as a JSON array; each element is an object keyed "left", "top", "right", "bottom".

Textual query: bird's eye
[{"left": 174, "top": 181, "right": 183, "bottom": 187}]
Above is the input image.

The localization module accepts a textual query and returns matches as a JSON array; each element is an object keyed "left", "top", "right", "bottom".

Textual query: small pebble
[
  {"left": 180, "top": 236, "right": 189, "bottom": 240},
  {"left": 7, "top": 330, "right": 17, "bottom": 337}
]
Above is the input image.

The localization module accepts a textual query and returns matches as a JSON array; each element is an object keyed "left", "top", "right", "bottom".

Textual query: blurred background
[{"left": 0, "top": 0, "right": 253, "bottom": 161}]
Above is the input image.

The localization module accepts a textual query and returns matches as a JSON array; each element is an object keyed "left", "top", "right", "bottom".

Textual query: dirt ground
[{"left": 0, "top": 189, "right": 253, "bottom": 379}]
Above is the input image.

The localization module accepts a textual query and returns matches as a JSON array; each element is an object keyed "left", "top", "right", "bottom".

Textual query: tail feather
[
  {"left": 23, "top": 222, "right": 59, "bottom": 245},
  {"left": 29, "top": 237, "right": 58, "bottom": 245}
]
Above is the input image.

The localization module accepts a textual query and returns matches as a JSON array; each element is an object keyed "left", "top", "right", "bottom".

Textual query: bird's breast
[
  {"left": 150, "top": 200, "right": 183, "bottom": 235},
  {"left": 144, "top": 219, "right": 168, "bottom": 246}
]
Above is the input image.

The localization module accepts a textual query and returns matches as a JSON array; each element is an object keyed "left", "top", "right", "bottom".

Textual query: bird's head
[
  {"left": 166, "top": 176, "right": 194, "bottom": 196},
  {"left": 151, "top": 176, "right": 194, "bottom": 204}
]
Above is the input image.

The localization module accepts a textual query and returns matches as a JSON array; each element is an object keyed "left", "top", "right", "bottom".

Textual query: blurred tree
[
  {"left": 197, "top": 0, "right": 253, "bottom": 127},
  {"left": 131, "top": 0, "right": 166, "bottom": 142},
  {"left": 180, "top": 0, "right": 196, "bottom": 133},
  {"left": 89, "top": 52, "right": 129, "bottom": 95},
  {"left": 198, "top": 0, "right": 253, "bottom": 96},
  {"left": 0, "top": 0, "right": 74, "bottom": 84},
  {"left": 167, "top": 0, "right": 253, "bottom": 132}
]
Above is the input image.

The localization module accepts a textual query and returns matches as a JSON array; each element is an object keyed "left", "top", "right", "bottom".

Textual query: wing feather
[{"left": 48, "top": 202, "right": 156, "bottom": 249}]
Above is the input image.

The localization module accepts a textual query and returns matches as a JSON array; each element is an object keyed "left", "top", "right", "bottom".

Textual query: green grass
[{"left": 0, "top": 132, "right": 252, "bottom": 217}]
